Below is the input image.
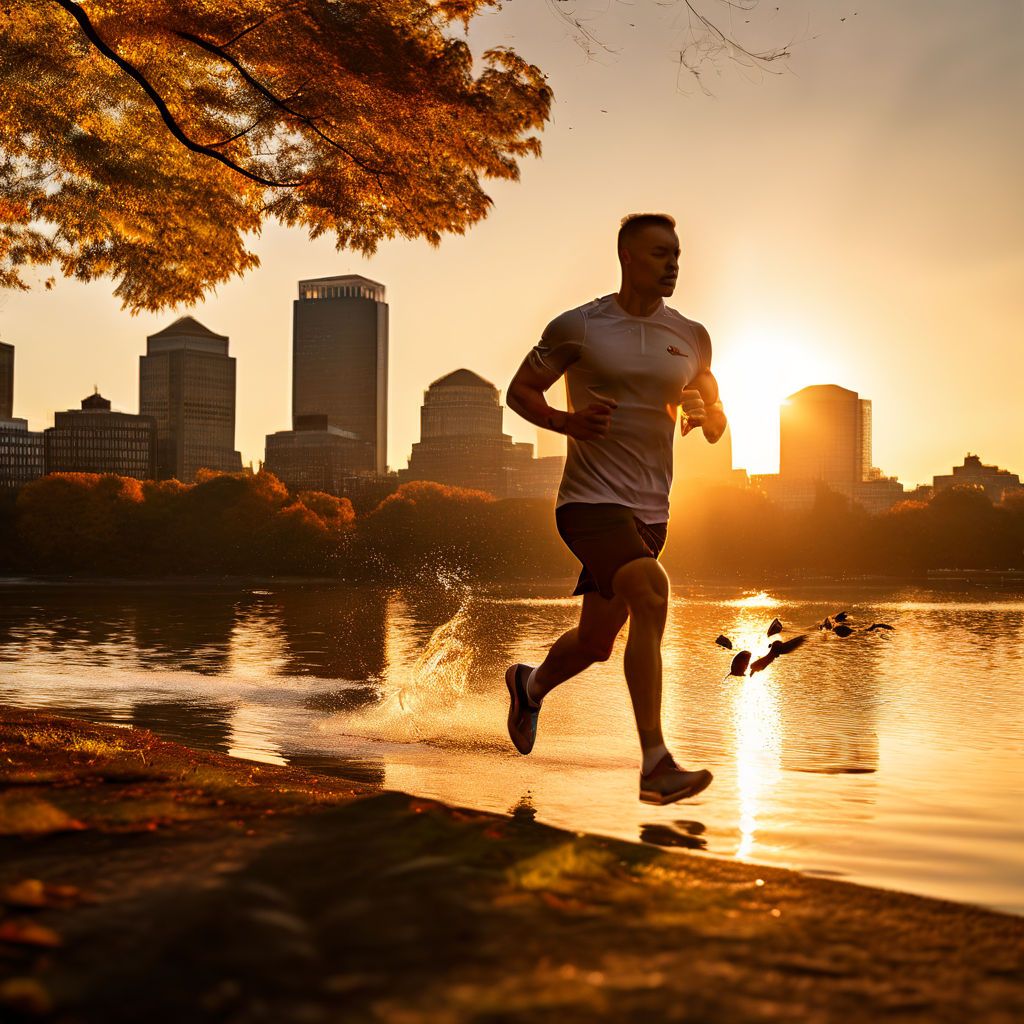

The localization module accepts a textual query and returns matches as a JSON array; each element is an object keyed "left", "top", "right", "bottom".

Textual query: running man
[{"left": 504, "top": 213, "right": 727, "bottom": 805}]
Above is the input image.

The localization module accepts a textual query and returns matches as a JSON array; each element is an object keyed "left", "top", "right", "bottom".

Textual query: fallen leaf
[
  {"left": 0, "top": 977, "right": 53, "bottom": 1015},
  {"left": 0, "top": 920, "right": 62, "bottom": 949}
]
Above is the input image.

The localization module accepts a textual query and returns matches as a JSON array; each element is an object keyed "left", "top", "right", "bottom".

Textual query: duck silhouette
[{"left": 728, "top": 650, "right": 752, "bottom": 677}]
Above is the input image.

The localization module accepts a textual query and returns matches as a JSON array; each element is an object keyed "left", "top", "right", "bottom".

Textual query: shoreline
[
  {"left": 2, "top": 572, "right": 1023, "bottom": 592},
  {"left": 1, "top": 708, "right": 1021, "bottom": 1021}
]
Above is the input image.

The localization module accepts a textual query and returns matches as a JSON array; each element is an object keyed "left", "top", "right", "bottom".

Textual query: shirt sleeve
[
  {"left": 526, "top": 309, "right": 586, "bottom": 377},
  {"left": 694, "top": 324, "right": 712, "bottom": 372}
]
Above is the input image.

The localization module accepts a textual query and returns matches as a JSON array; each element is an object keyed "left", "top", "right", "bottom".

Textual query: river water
[{"left": 1, "top": 579, "right": 1021, "bottom": 914}]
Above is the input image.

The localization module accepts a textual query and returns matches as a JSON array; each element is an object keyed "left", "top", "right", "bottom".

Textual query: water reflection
[
  {"left": 733, "top": 676, "right": 782, "bottom": 859},
  {"left": 131, "top": 698, "right": 234, "bottom": 752},
  {"left": 274, "top": 587, "right": 388, "bottom": 681},
  {"left": 0, "top": 581, "right": 1022, "bottom": 914}
]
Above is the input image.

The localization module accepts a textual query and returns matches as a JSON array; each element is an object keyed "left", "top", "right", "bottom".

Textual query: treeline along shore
[{"left": 1, "top": 470, "right": 1023, "bottom": 580}]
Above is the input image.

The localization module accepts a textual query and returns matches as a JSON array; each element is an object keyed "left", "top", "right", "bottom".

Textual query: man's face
[{"left": 621, "top": 224, "right": 680, "bottom": 297}]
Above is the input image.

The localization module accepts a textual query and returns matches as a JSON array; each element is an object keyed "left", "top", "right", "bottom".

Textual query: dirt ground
[{"left": 0, "top": 707, "right": 1021, "bottom": 1023}]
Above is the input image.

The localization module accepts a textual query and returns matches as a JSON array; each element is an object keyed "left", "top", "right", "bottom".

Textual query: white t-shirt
[{"left": 529, "top": 294, "right": 711, "bottom": 524}]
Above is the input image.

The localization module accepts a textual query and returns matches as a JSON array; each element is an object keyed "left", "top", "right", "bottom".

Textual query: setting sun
[{"left": 715, "top": 322, "right": 847, "bottom": 474}]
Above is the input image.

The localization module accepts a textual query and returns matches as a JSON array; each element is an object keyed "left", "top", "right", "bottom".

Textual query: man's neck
[{"left": 615, "top": 285, "right": 662, "bottom": 318}]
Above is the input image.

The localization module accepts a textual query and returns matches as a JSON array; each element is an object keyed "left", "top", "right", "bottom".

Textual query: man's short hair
[{"left": 618, "top": 213, "right": 677, "bottom": 253}]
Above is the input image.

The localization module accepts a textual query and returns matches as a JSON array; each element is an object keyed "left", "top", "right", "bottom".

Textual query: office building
[
  {"left": 265, "top": 414, "right": 375, "bottom": 496},
  {"left": 934, "top": 454, "right": 1023, "bottom": 504},
  {"left": 139, "top": 316, "right": 242, "bottom": 482},
  {"left": 780, "top": 385, "right": 871, "bottom": 487},
  {"left": 0, "top": 341, "right": 12, "bottom": 421},
  {"left": 44, "top": 391, "right": 156, "bottom": 479},
  {"left": 403, "top": 369, "right": 560, "bottom": 499},
  {"left": 0, "top": 418, "right": 44, "bottom": 490},
  {"left": 293, "top": 275, "right": 388, "bottom": 474},
  {"left": 756, "top": 384, "right": 903, "bottom": 512}
]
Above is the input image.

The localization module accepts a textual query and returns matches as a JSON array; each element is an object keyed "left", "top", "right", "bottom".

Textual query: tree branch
[
  {"left": 49, "top": 0, "right": 303, "bottom": 188},
  {"left": 175, "top": 30, "right": 392, "bottom": 179}
]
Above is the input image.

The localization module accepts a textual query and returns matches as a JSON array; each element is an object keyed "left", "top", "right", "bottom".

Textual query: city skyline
[
  {"left": 2, "top": 324, "right": 1020, "bottom": 501},
  {"left": 0, "top": 1, "right": 1018, "bottom": 488}
]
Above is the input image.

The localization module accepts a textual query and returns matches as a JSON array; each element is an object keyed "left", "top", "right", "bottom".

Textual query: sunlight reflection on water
[{"left": 1, "top": 580, "right": 1022, "bottom": 914}]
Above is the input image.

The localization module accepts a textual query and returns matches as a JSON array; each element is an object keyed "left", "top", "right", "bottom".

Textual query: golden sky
[{"left": 1, "top": 0, "right": 1021, "bottom": 484}]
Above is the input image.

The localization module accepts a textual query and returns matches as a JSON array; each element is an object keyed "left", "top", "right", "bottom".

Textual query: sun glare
[{"left": 715, "top": 324, "right": 845, "bottom": 475}]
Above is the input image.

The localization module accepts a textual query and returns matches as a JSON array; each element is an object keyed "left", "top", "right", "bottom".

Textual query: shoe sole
[
  {"left": 639, "top": 769, "right": 713, "bottom": 805},
  {"left": 505, "top": 665, "right": 533, "bottom": 755}
]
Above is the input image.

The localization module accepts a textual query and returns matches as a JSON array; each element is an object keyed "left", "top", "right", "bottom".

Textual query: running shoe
[
  {"left": 639, "top": 754, "right": 713, "bottom": 805},
  {"left": 505, "top": 663, "right": 540, "bottom": 755}
]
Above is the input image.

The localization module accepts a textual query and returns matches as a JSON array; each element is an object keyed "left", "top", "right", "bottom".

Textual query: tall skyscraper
[
  {"left": 139, "top": 316, "right": 242, "bottom": 482},
  {"left": 403, "top": 369, "right": 560, "bottom": 499},
  {"left": 44, "top": 391, "right": 156, "bottom": 479},
  {"left": 293, "top": 275, "right": 388, "bottom": 474},
  {"left": 0, "top": 341, "right": 13, "bottom": 421},
  {"left": 780, "top": 384, "right": 871, "bottom": 487}
]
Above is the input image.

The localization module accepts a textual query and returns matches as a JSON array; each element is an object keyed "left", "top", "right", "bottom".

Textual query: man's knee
[{"left": 613, "top": 558, "right": 669, "bottom": 618}]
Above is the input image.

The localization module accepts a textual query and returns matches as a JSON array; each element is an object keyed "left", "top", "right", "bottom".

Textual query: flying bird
[
  {"left": 715, "top": 634, "right": 733, "bottom": 650},
  {"left": 820, "top": 616, "right": 834, "bottom": 631},
  {"left": 728, "top": 650, "right": 752, "bottom": 677},
  {"left": 767, "top": 617, "right": 783, "bottom": 637},
  {"left": 749, "top": 650, "right": 777, "bottom": 674},
  {"left": 834, "top": 624, "right": 854, "bottom": 638},
  {"left": 772, "top": 634, "right": 808, "bottom": 656}
]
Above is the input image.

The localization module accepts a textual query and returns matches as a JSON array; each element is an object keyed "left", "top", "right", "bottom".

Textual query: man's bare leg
[
  {"left": 610, "top": 557, "right": 670, "bottom": 769},
  {"left": 611, "top": 556, "right": 713, "bottom": 801},
  {"left": 528, "top": 591, "right": 628, "bottom": 703}
]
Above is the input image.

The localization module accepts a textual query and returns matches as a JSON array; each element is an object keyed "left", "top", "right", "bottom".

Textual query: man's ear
[{"left": 619, "top": 247, "right": 631, "bottom": 265}]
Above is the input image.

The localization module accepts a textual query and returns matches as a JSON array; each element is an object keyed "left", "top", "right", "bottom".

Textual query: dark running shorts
[{"left": 555, "top": 502, "right": 668, "bottom": 601}]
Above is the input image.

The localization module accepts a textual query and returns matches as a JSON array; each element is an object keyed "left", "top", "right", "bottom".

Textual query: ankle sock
[
  {"left": 641, "top": 743, "right": 669, "bottom": 775},
  {"left": 525, "top": 666, "right": 542, "bottom": 708}
]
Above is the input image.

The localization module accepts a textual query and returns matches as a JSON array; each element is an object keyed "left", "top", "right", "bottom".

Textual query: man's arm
[
  {"left": 680, "top": 324, "right": 726, "bottom": 443},
  {"left": 507, "top": 310, "right": 616, "bottom": 441},
  {"left": 688, "top": 369, "right": 727, "bottom": 444}
]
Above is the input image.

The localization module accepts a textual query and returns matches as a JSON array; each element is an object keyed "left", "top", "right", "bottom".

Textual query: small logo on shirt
[{"left": 666, "top": 345, "right": 689, "bottom": 358}]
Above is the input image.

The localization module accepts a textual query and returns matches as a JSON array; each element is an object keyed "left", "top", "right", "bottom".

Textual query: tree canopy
[
  {"left": 0, "top": 0, "right": 551, "bottom": 310},
  {"left": 0, "top": 2, "right": 789, "bottom": 312}
]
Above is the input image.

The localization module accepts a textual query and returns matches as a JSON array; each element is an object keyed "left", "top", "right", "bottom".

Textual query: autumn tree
[
  {"left": 0, "top": 2, "right": 793, "bottom": 311},
  {"left": 0, "top": 0, "right": 552, "bottom": 310}
]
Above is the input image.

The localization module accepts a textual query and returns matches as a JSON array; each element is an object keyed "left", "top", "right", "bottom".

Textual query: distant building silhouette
[
  {"left": 934, "top": 454, "right": 1023, "bottom": 504},
  {"left": 780, "top": 385, "right": 870, "bottom": 485},
  {"left": 0, "top": 418, "right": 44, "bottom": 490},
  {"left": 264, "top": 413, "right": 375, "bottom": 496},
  {"left": 672, "top": 420, "right": 748, "bottom": 497},
  {"left": 0, "top": 341, "right": 12, "bottom": 421},
  {"left": 292, "top": 275, "right": 388, "bottom": 475},
  {"left": 44, "top": 391, "right": 156, "bottom": 479},
  {"left": 757, "top": 384, "right": 903, "bottom": 513},
  {"left": 139, "top": 316, "right": 242, "bottom": 482},
  {"left": 402, "top": 369, "right": 562, "bottom": 499}
]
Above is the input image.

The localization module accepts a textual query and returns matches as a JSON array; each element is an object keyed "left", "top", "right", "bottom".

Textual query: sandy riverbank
[{"left": 0, "top": 708, "right": 1020, "bottom": 1023}]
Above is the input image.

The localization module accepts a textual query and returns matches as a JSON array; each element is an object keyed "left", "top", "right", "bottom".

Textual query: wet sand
[{"left": 0, "top": 708, "right": 1021, "bottom": 1022}]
